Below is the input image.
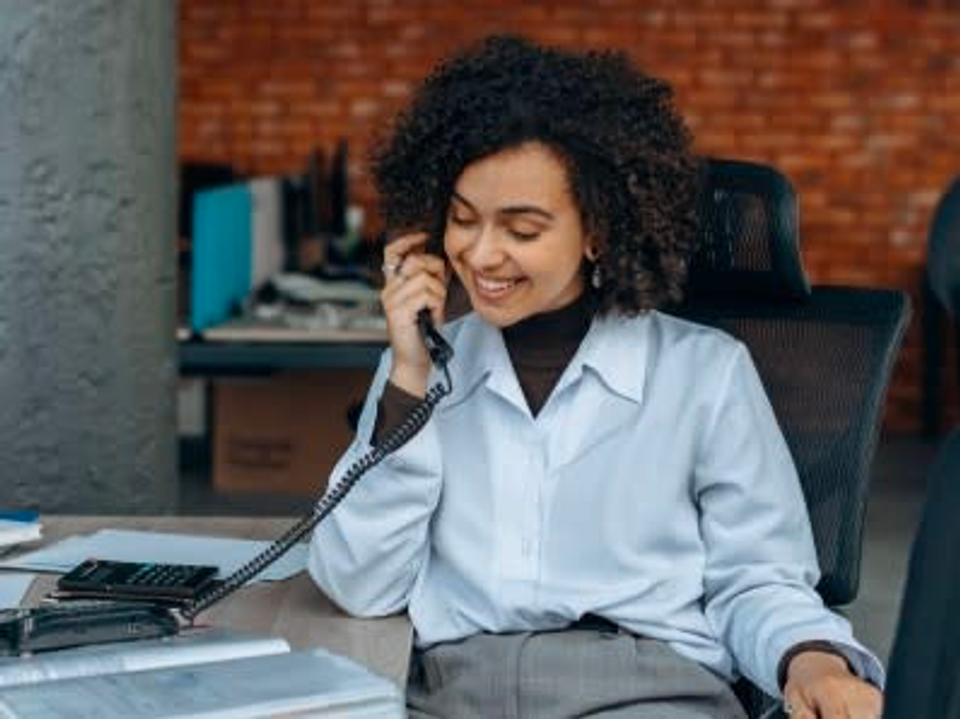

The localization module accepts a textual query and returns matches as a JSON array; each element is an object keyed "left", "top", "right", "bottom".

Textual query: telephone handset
[
  {"left": 416, "top": 227, "right": 454, "bottom": 368},
  {"left": 418, "top": 309, "right": 454, "bottom": 368}
]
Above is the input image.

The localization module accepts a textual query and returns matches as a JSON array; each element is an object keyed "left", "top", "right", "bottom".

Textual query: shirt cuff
[
  {"left": 777, "top": 640, "right": 885, "bottom": 690},
  {"left": 372, "top": 381, "right": 424, "bottom": 446}
]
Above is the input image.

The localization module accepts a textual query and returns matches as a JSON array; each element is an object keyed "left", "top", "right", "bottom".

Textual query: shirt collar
[
  {"left": 443, "top": 313, "right": 511, "bottom": 408},
  {"left": 443, "top": 311, "right": 652, "bottom": 409},
  {"left": 559, "top": 311, "right": 650, "bottom": 405}
]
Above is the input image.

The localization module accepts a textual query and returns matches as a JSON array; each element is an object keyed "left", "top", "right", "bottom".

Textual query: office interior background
[
  {"left": 2, "top": 0, "right": 958, "bottom": 666},
  {"left": 178, "top": 0, "right": 960, "bottom": 432}
]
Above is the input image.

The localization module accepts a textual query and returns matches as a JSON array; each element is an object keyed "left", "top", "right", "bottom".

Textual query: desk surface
[
  {"left": 180, "top": 339, "right": 387, "bottom": 374},
  {"left": 22, "top": 516, "right": 412, "bottom": 687}
]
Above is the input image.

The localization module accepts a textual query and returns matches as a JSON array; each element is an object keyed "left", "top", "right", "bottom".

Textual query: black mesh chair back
[
  {"left": 883, "top": 430, "right": 960, "bottom": 719},
  {"left": 673, "top": 158, "right": 910, "bottom": 717},
  {"left": 679, "top": 157, "right": 910, "bottom": 606},
  {"left": 927, "top": 176, "right": 960, "bottom": 318},
  {"left": 690, "top": 158, "right": 809, "bottom": 301}
]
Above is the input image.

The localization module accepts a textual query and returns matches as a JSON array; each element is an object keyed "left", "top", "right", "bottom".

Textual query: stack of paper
[
  {"left": 0, "top": 628, "right": 403, "bottom": 717},
  {"left": 0, "top": 512, "right": 41, "bottom": 551}
]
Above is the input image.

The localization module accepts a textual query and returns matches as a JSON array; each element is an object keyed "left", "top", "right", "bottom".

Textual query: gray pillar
[{"left": 0, "top": 1, "right": 178, "bottom": 513}]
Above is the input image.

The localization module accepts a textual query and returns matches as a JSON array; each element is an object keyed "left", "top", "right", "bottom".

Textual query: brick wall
[{"left": 179, "top": 0, "right": 960, "bottom": 434}]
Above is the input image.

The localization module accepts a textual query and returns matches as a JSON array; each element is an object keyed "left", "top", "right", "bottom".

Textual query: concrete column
[{"left": 0, "top": 1, "right": 178, "bottom": 512}]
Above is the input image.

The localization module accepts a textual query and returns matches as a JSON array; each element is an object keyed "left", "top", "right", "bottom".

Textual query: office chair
[
  {"left": 883, "top": 429, "right": 960, "bottom": 719},
  {"left": 673, "top": 157, "right": 911, "bottom": 718},
  {"left": 888, "top": 184, "right": 960, "bottom": 716},
  {"left": 922, "top": 175, "right": 960, "bottom": 436},
  {"left": 882, "top": 429, "right": 960, "bottom": 718}
]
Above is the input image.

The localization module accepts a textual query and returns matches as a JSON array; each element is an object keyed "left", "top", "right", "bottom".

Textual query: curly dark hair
[{"left": 372, "top": 35, "right": 701, "bottom": 315}]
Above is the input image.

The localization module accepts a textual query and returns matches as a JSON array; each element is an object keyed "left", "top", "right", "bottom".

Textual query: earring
[{"left": 591, "top": 262, "right": 602, "bottom": 290}]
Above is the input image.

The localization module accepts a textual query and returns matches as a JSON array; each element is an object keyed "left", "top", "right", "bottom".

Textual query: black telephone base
[{"left": 0, "top": 601, "right": 181, "bottom": 656}]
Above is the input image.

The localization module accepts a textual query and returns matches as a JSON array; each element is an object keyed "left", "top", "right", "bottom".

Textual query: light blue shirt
[{"left": 309, "top": 310, "right": 884, "bottom": 697}]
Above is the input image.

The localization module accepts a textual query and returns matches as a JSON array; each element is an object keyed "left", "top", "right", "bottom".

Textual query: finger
[
  {"left": 382, "top": 272, "right": 447, "bottom": 317},
  {"left": 805, "top": 690, "right": 851, "bottom": 719},
  {"left": 381, "top": 263, "right": 447, "bottom": 307},
  {"left": 384, "top": 232, "right": 430, "bottom": 262},
  {"left": 419, "top": 252, "right": 449, "bottom": 276},
  {"left": 783, "top": 691, "right": 816, "bottom": 719},
  {"left": 383, "top": 244, "right": 442, "bottom": 287},
  {"left": 383, "top": 255, "right": 446, "bottom": 293},
  {"left": 393, "top": 253, "right": 447, "bottom": 282}
]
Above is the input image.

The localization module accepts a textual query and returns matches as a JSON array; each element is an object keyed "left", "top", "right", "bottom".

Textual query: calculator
[{"left": 56, "top": 558, "right": 219, "bottom": 603}]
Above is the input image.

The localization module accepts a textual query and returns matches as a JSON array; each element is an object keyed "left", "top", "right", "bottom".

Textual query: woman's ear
[{"left": 584, "top": 244, "right": 601, "bottom": 262}]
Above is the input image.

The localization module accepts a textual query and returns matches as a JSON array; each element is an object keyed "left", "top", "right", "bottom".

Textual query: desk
[
  {"left": 180, "top": 340, "right": 386, "bottom": 375},
  {"left": 19, "top": 516, "right": 413, "bottom": 687},
  {"left": 179, "top": 318, "right": 388, "bottom": 376}
]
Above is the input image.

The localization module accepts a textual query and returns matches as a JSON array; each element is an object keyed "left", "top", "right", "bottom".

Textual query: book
[
  {"left": 0, "top": 627, "right": 403, "bottom": 717},
  {"left": 0, "top": 512, "right": 41, "bottom": 551}
]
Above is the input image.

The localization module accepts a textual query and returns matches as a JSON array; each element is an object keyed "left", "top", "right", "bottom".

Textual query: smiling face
[{"left": 443, "top": 142, "right": 593, "bottom": 328}]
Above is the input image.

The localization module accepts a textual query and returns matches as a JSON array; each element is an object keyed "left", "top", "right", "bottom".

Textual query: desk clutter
[
  {"left": 201, "top": 272, "right": 387, "bottom": 344},
  {"left": 182, "top": 143, "right": 384, "bottom": 341},
  {"left": 0, "top": 519, "right": 405, "bottom": 717}
]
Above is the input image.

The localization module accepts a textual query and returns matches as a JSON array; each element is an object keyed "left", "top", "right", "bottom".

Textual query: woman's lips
[{"left": 473, "top": 273, "right": 522, "bottom": 301}]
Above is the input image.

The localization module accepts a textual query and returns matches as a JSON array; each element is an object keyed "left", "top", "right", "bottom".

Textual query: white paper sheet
[
  {"left": 0, "top": 529, "right": 306, "bottom": 583},
  {"left": 0, "top": 647, "right": 403, "bottom": 718},
  {"left": 0, "top": 627, "right": 290, "bottom": 689},
  {"left": 0, "top": 573, "right": 34, "bottom": 608}
]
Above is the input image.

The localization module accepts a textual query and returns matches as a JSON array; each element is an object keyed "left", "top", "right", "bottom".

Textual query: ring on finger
[{"left": 382, "top": 256, "right": 405, "bottom": 279}]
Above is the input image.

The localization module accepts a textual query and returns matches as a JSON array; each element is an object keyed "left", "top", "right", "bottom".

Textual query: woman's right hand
[{"left": 381, "top": 232, "right": 449, "bottom": 398}]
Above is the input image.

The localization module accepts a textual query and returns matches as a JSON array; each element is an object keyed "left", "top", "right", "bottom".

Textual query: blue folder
[{"left": 190, "top": 184, "right": 253, "bottom": 332}]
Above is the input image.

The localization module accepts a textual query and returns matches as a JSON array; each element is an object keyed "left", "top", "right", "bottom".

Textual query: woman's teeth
[{"left": 476, "top": 276, "right": 518, "bottom": 293}]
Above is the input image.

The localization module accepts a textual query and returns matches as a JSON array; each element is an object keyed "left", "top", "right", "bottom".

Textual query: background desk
[
  {"left": 22, "top": 516, "right": 413, "bottom": 687},
  {"left": 180, "top": 338, "right": 386, "bottom": 376}
]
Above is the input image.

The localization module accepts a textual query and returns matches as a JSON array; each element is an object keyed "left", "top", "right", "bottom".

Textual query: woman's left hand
[{"left": 782, "top": 650, "right": 882, "bottom": 718}]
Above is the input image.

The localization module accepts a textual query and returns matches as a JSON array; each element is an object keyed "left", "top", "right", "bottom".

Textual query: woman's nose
[{"left": 465, "top": 225, "right": 505, "bottom": 268}]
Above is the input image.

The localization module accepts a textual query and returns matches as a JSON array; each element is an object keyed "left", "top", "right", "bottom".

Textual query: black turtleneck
[{"left": 501, "top": 293, "right": 591, "bottom": 416}]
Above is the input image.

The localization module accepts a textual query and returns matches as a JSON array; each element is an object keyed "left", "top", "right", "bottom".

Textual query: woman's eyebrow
[
  {"left": 451, "top": 192, "right": 554, "bottom": 221},
  {"left": 498, "top": 205, "right": 554, "bottom": 221}
]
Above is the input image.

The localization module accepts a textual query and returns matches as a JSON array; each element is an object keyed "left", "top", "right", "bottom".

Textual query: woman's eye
[
  {"left": 449, "top": 214, "right": 475, "bottom": 227},
  {"left": 508, "top": 227, "right": 542, "bottom": 241}
]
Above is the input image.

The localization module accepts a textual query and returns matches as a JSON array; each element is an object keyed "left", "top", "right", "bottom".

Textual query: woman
[{"left": 309, "top": 35, "right": 883, "bottom": 718}]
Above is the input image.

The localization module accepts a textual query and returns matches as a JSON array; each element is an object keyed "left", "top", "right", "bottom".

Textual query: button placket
[
  {"left": 523, "top": 433, "right": 548, "bottom": 612},
  {"left": 520, "top": 434, "right": 540, "bottom": 576}
]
